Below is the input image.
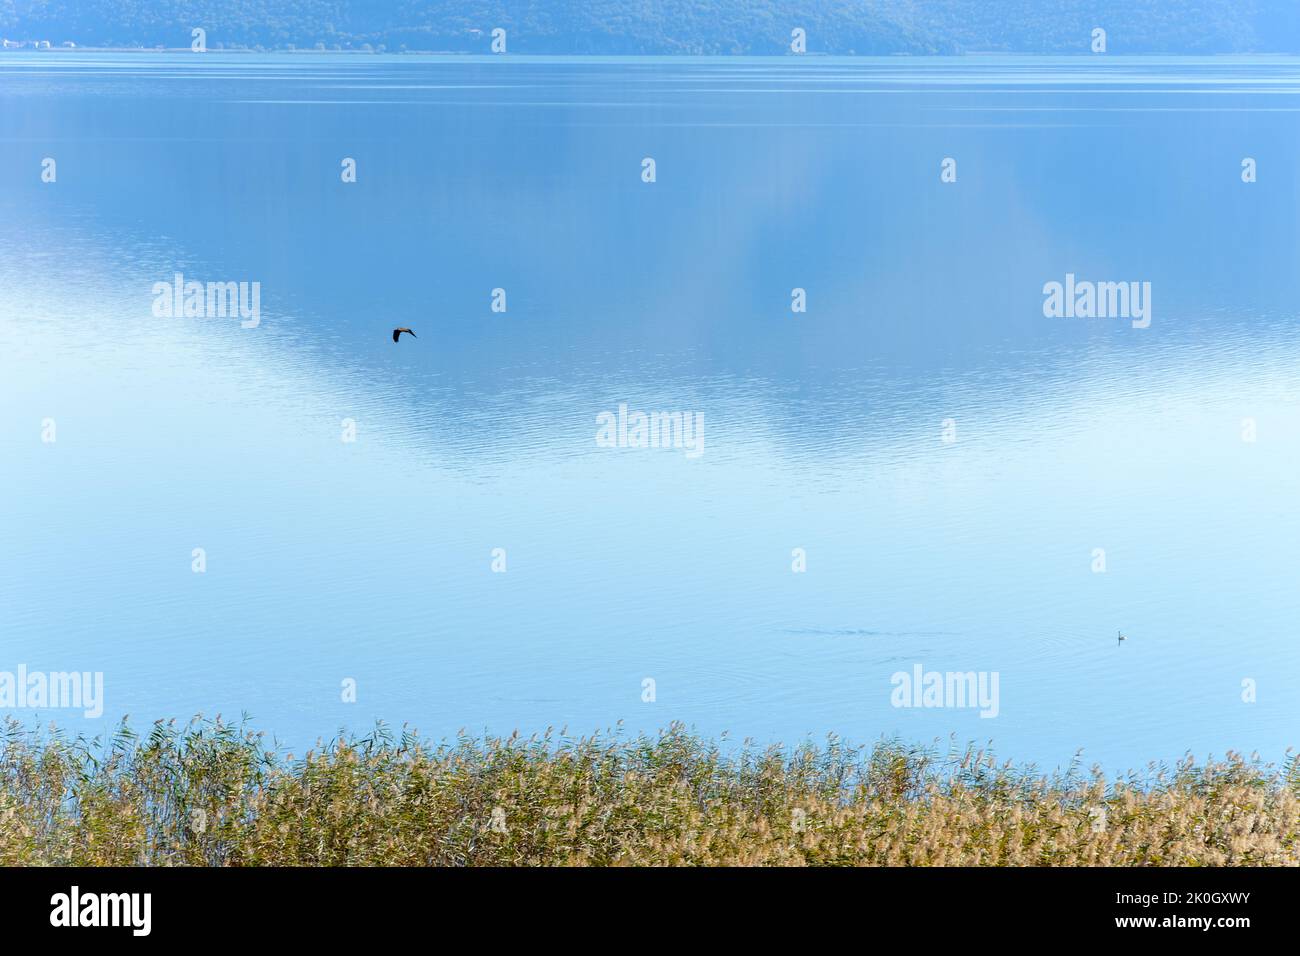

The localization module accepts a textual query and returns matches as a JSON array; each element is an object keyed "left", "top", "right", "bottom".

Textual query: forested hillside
[{"left": 3, "top": 0, "right": 1299, "bottom": 54}]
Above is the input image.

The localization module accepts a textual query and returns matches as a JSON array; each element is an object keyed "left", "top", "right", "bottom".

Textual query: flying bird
[
  {"left": 392, "top": 327, "right": 416, "bottom": 343},
  {"left": 1117, "top": 630, "right": 1127, "bottom": 645}
]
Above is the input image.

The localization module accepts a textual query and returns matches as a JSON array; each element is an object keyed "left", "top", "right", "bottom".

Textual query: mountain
[{"left": 3, "top": 0, "right": 1300, "bottom": 54}]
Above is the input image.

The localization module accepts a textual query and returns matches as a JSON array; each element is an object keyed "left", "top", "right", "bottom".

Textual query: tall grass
[{"left": 1, "top": 717, "right": 1297, "bottom": 866}]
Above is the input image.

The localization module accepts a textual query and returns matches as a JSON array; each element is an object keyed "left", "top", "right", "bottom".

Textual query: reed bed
[{"left": 0, "top": 717, "right": 1297, "bottom": 866}]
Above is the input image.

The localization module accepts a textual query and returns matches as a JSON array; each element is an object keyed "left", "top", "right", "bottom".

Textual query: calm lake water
[{"left": 2, "top": 53, "right": 1298, "bottom": 772}]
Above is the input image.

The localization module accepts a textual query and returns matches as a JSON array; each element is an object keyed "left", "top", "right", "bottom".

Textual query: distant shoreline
[
  {"left": 6, "top": 0, "right": 1296, "bottom": 58},
  {"left": 6, "top": 48, "right": 1300, "bottom": 57}
]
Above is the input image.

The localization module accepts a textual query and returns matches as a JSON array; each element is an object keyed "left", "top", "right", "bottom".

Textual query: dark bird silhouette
[
  {"left": 392, "top": 327, "right": 416, "bottom": 343},
  {"left": 1117, "top": 630, "right": 1127, "bottom": 646}
]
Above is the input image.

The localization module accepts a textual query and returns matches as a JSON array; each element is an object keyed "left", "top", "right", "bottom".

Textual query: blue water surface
[{"left": 2, "top": 53, "right": 1298, "bottom": 772}]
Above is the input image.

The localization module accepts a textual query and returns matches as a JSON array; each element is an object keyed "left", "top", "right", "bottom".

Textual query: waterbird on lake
[{"left": 392, "top": 327, "right": 416, "bottom": 342}]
